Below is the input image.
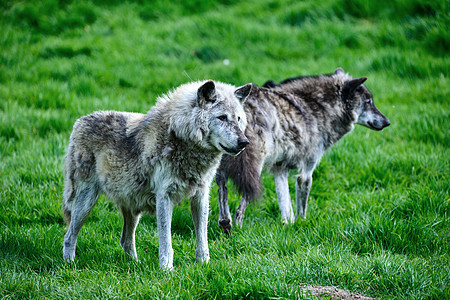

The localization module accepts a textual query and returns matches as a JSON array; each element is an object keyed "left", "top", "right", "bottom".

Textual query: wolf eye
[{"left": 218, "top": 115, "right": 228, "bottom": 121}]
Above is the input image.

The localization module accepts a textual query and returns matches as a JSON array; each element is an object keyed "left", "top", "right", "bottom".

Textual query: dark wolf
[
  {"left": 216, "top": 68, "right": 390, "bottom": 232},
  {"left": 62, "top": 80, "right": 252, "bottom": 268}
]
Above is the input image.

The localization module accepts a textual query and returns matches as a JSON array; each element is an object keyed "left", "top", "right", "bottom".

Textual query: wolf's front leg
[
  {"left": 191, "top": 189, "right": 210, "bottom": 264},
  {"left": 295, "top": 172, "right": 312, "bottom": 219},
  {"left": 156, "top": 193, "right": 174, "bottom": 269},
  {"left": 234, "top": 198, "right": 249, "bottom": 228},
  {"left": 216, "top": 172, "right": 232, "bottom": 233},
  {"left": 274, "top": 169, "right": 295, "bottom": 224}
]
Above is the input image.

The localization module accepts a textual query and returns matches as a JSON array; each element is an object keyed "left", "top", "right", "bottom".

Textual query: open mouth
[{"left": 219, "top": 143, "right": 243, "bottom": 156}]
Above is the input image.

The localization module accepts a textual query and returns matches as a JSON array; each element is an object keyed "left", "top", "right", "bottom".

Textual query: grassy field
[{"left": 0, "top": 0, "right": 448, "bottom": 298}]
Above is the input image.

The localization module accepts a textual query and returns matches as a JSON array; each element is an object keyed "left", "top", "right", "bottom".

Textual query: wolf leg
[
  {"left": 216, "top": 172, "right": 232, "bottom": 233},
  {"left": 156, "top": 192, "right": 174, "bottom": 269},
  {"left": 63, "top": 182, "right": 100, "bottom": 262},
  {"left": 274, "top": 169, "right": 294, "bottom": 224},
  {"left": 295, "top": 173, "right": 312, "bottom": 219},
  {"left": 234, "top": 198, "right": 249, "bottom": 228},
  {"left": 191, "top": 189, "right": 210, "bottom": 264},
  {"left": 120, "top": 207, "right": 141, "bottom": 260}
]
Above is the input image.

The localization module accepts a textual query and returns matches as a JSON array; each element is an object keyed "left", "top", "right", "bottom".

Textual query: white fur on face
[
  {"left": 206, "top": 102, "right": 247, "bottom": 155},
  {"left": 163, "top": 81, "right": 247, "bottom": 150},
  {"left": 189, "top": 82, "right": 249, "bottom": 156}
]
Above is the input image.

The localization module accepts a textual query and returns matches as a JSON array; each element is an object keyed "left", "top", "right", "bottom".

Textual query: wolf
[
  {"left": 62, "top": 80, "right": 252, "bottom": 268},
  {"left": 216, "top": 68, "right": 390, "bottom": 232}
]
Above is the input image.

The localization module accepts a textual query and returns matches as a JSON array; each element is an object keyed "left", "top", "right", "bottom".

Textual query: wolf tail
[
  {"left": 219, "top": 128, "right": 263, "bottom": 201},
  {"left": 62, "top": 117, "right": 100, "bottom": 228}
]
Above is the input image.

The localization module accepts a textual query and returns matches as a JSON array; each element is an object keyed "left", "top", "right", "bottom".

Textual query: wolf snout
[
  {"left": 219, "top": 137, "right": 249, "bottom": 156},
  {"left": 238, "top": 138, "right": 250, "bottom": 149},
  {"left": 379, "top": 116, "right": 391, "bottom": 130},
  {"left": 369, "top": 118, "right": 390, "bottom": 131}
]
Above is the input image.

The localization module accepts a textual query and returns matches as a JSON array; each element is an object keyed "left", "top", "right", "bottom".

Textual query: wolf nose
[{"left": 238, "top": 138, "right": 249, "bottom": 149}]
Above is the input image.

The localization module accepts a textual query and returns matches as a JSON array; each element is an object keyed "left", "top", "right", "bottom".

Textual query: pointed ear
[
  {"left": 343, "top": 77, "right": 367, "bottom": 96},
  {"left": 234, "top": 83, "right": 252, "bottom": 103},
  {"left": 334, "top": 67, "right": 345, "bottom": 75},
  {"left": 263, "top": 80, "right": 277, "bottom": 88},
  {"left": 197, "top": 80, "right": 216, "bottom": 106}
]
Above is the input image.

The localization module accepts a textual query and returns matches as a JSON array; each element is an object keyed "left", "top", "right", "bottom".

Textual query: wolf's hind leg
[
  {"left": 120, "top": 207, "right": 141, "bottom": 260},
  {"left": 216, "top": 172, "right": 232, "bottom": 233},
  {"left": 274, "top": 169, "right": 294, "bottom": 224},
  {"left": 234, "top": 197, "right": 249, "bottom": 228},
  {"left": 295, "top": 173, "right": 312, "bottom": 219},
  {"left": 63, "top": 182, "right": 100, "bottom": 262}
]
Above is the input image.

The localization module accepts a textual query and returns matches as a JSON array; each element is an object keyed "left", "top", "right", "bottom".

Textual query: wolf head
[
  {"left": 336, "top": 68, "right": 390, "bottom": 131},
  {"left": 167, "top": 80, "right": 251, "bottom": 156},
  {"left": 197, "top": 81, "right": 252, "bottom": 155}
]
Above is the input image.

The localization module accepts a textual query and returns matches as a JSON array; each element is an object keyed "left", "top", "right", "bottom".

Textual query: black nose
[{"left": 238, "top": 138, "right": 249, "bottom": 149}]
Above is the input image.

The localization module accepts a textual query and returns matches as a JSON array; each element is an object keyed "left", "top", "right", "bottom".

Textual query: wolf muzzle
[
  {"left": 369, "top": 116, "right": 390, "bottom": 131},
  {"left": 238, "top": 138, "right": 250, "bottom": 149},
  {"left": 220, "top": 137, "right": 249, "bottom": 156}
]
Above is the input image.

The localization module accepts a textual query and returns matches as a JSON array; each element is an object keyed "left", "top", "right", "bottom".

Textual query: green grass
[{"left": 0, "top": 0, "right": 448, "bottom": 298}]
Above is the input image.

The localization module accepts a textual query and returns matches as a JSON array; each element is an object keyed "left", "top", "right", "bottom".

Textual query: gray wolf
[
  {"left": 62, "top": 80, "right": 252, "bottom": 268},
  {"left": 216, "top": 68, "right": 390, "bottom": 232}
]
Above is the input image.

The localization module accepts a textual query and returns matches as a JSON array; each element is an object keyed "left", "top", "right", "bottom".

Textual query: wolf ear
[
  {"left": 234, "top": 83, "right": 252, "bottom": 103},
  {"left": 342, "top": 77, "right": 367, "bottom": 98},
  {"left": 334, "top": 67, "right": 345, "bottom": 75},
  {"left": 197, "top": 80, "right": 216, "bottom": 106},
  {"left": 263, "top": 80, "right": 277, "bottom": 88}
]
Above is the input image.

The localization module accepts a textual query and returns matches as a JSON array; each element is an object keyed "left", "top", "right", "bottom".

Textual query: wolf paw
[
  {"left": 219, "top": 218, "right": 232, "bottom": 235},
  {"left": 196, "top": 254, "right": 210, "bottom": 265},
  {"left": 63, "top": 249, "right": 75, "bottom": 263}
]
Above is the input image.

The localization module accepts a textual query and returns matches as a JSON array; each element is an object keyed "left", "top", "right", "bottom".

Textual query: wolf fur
[
  {"left": 216, "top": 68, "right": 390, "bottom": 232},
  {"left": 62, "top": 80, "right": 252, "bottom": 268}
]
